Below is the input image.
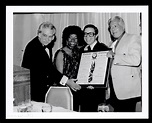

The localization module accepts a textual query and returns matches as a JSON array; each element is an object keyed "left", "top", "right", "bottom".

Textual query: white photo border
[{"left": 6, "top": 6, "right": 149, "bottom": 119}]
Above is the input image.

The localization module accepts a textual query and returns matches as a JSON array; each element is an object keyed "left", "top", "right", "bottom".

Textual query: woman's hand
[{"left": 66, "top": 79, "right": 81, "bottom": 91}]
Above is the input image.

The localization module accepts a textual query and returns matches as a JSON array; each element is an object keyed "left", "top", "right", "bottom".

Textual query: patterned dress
[{"left": 53, "top": 48, "right": 81, "bottom": 79}]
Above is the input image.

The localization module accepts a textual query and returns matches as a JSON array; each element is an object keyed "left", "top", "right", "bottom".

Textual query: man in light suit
[{"left": 107, "top": 16, "right": 142, "bottom": 112}]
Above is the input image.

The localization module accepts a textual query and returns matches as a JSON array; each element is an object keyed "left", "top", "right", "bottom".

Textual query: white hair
[
  {"left": 37, "top": 21, "right": 56, "bottom": 35},
  {"left": 108, "top": 16, "right": 125, "bottom": 31}
]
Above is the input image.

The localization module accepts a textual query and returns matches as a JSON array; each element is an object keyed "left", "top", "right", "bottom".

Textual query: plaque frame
[{"left": 76, "top": 51, "right": 112, "bottom": 88}]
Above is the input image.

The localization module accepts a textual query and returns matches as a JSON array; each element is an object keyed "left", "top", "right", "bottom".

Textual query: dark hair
[
  {"left": 62, "top": 25, "right": 84, "bottom": 47},
  {"left": 83, "top": 24, "right": 98, "bottom": 35}
]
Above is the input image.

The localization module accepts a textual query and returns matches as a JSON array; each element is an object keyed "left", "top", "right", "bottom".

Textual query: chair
[{"left": 45, "top": 86, "right": 73, "bottom": 110}]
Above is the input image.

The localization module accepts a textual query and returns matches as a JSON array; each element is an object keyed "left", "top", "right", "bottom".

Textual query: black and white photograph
[{"left": 6, "top": 6, "right": 148, "bottom": 119}]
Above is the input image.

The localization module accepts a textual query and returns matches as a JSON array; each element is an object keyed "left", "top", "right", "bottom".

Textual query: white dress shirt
[
  {"left": 45, "top": 48, "right": 50, "bottom": 58},
  {"left": 43, "top": 45, "right": 68, "bottom": 85},
  {"left": 84, "top": 40, "right": 97, "bottom": 51},
  {"left": 110, "top": 40, "right": 118, "bottom": 53}
]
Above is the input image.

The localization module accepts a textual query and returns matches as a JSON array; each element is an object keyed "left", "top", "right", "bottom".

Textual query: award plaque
[{"left": 76, "top": 51, "right": 111, "bottom": 88}]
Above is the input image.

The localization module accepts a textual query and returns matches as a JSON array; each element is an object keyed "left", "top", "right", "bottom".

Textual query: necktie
[
  {"left": 87, "top": 46, "right": 91, "bottom": 51},
  {"left": 43, "top": 45, "right": 48, "bottom": 49}
]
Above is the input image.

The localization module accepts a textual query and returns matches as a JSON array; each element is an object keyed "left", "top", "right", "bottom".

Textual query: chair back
[{"left": 45, "top": 86, "right": 73, "bottom": 110}]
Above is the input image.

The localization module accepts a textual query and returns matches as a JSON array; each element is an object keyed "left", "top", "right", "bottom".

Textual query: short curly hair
[{"left": 62, "top": 25, "right": 84, "bottom": 47}]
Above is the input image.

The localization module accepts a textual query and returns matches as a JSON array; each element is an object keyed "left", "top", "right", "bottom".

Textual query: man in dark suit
[
  {"left": 21, "top": 22, "right": 81, "bottom": 102},
  {"left": 79, "top": 24, "right": 111, "bottom": 112}
]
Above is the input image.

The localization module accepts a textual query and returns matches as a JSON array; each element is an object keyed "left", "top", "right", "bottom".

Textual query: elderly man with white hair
[{"left": 107, "top": 16, "right": 142, "bottom": 112}]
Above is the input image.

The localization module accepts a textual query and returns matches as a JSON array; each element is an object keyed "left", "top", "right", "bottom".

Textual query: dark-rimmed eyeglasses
[{"left": 84, "top": 32, "right": 95, "bottom": 37}]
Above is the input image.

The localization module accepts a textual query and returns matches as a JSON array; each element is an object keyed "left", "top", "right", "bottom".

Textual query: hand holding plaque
[{"left": 76, "top": 51, "right": 110, "bottom": 88}]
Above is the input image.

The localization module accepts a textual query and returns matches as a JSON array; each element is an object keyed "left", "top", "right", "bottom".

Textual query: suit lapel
[
  {"left": 92, "top": 42, "right": 100, "bottom": 51},
  {"left": 92, "top": 42, "right": 97, "bottom": 51}
]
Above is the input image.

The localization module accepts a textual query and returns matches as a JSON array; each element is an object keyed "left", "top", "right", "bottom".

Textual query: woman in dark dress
[{"left": 53, "top": 25, "right": 84, "bottom": 111}]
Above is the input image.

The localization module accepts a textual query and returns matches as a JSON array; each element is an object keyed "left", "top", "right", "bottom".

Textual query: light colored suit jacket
[{"left": 109, "top": 33, "right": 142, "bottom": 100}]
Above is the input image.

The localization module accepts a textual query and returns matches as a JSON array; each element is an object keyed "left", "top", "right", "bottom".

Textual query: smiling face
[
  {"left": 84, "top": 27, "right": 97, "bottom": 45},
  {"left": 38, "top": 28, "right": 55, "bottom": 46},
  {"left": 109, "top": 19, "right": 125, "bottom": 39},
  {"left": 66, "top": 34, "right": 78, "bottom": 49}
]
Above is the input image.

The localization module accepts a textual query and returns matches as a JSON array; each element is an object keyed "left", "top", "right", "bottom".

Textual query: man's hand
[
  {"left": 66, "top": 79, "right": 81, "bottom": 91},
  {"left": 107, "top": 50, "right": 115, "bottom": 58}
]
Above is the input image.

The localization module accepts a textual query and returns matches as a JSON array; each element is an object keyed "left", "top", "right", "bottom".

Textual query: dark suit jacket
[
  {"left": 21, "top": 36, "right": 63, "bottom": 102},
  {"left": 79, "top": 41, "right": 111, "bottom": 111}
]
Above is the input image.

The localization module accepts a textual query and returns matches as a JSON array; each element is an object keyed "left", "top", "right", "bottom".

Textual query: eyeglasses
[{"left": 84, "top": 32, "right": 95, "bottom": 37}]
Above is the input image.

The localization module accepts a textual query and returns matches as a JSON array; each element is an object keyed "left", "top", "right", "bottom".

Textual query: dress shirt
[
  {"left": 43, "top": 45, "right": 68, "bottom": 85},
  {"left": 45, "top": 48, "right": 50, "bottom": 58},
  {"left": 110, "top": 40, "right": 118, "bottom": 53},
  {"left": 84, "top": 40, "right": 97, "bottom": 51},
  {"left": 60, "top": 75, "right": 68, "bottom": 86}
]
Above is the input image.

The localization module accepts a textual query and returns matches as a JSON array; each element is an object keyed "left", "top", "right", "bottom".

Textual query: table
[
  {"left": 13, "top": 101, "right": 74, "bottom": 112},
  {"left": 13, "top": 65, "right": 30, "bottom": 106}
]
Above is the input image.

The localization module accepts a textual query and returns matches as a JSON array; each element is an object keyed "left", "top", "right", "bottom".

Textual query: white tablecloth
[{"left": 13, "top": 101, "right": 74, "bottom": 112}]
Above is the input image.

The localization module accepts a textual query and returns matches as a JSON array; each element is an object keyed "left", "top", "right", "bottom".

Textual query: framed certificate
[{"left": 76, "top": 51, "right": 111, "bottom": 88}]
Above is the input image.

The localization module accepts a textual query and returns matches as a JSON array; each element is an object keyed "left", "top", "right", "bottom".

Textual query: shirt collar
[{"left": 85, "top": 40, "right": 97, "bottom": 50}]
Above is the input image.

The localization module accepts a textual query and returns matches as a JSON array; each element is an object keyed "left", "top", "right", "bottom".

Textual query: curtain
[{"left": 13, "top": 13, "right": 140, "bottom": 66}]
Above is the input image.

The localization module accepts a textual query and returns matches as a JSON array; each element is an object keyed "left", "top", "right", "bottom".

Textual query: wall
[{"left": 13, "top": 13, "right": 141, "bottom": 66}]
